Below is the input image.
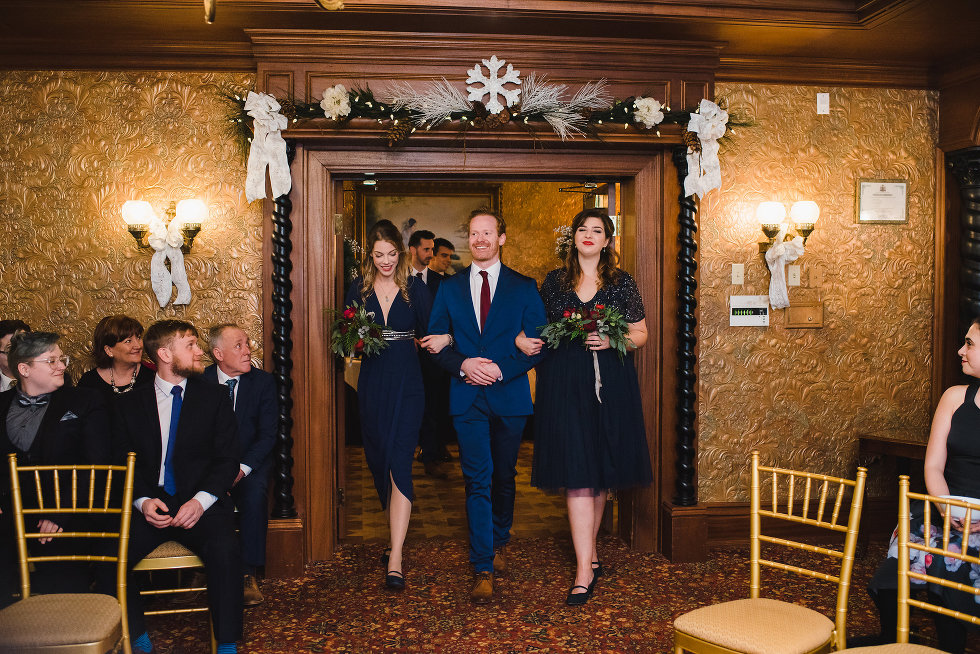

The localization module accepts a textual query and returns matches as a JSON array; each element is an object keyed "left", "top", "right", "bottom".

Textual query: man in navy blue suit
[
  {"left": 428, "top": 209, "right": 546, "bottom": 603},
  {"left": 203, "top": 324, "right": 278, "bottom": 607}
]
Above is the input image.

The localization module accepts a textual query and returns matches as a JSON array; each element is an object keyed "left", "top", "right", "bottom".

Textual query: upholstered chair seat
[{"left": 0, "top": 592, "right": 121, "bottom": 651}]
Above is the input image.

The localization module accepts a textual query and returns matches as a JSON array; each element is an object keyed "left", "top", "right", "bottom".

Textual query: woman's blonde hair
[{"left": 360, "top": 219, "right": 411, "bottom": 304}]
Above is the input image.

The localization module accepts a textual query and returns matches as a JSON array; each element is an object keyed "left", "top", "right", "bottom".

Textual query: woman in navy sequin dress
[
  {"left": 518, "top": 209, "right": 652, "bottom": 605},
  {"left": 343, "top": 219, "right": 449, "bottom": 590}
]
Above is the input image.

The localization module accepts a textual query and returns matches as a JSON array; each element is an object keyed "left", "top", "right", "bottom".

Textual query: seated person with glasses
[
  {"left": 0, "top": 331, "right": 111, "bottom": 607},
  {"left": 0, "top": 320, "right": 31, "bottom": 392}
]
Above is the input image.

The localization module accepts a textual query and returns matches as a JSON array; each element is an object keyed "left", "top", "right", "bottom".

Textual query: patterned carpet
[{"left": 141, "top": 538, "right": 937, "bottom": 654}]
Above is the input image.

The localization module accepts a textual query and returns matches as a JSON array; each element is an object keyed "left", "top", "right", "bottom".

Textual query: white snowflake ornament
[{"left": 466, "top": 55, "right": 521, "bottom": 114}]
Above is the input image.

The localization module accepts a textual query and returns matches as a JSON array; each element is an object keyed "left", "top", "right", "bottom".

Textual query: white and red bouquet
[
  {"left": 329, "top": 301, "right": 388, "bottom": 357},
  {"left": 539, "top": 303, "right": 632, "bottom": 360}
]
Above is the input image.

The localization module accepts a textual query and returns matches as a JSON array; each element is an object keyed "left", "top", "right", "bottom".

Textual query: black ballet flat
[
  {"left": 592, "top": 560, "right": 603, "bottom": 578},
  {"left": 565, "top": 583, "right": 592, "bottom": 606},
  {"left": 385, "top": 570, "right": 405, "bottom": 591}
]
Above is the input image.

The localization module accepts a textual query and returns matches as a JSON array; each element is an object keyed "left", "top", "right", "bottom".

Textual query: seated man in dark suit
[
  {"left": 203, "top": 323, "right": 277, "bottom": 606},
  {"left": 0, "top": 331, "right": 109, "bottom": 607},
  {"left": 115, "top": 320, "right": 243, "bottom": 654}
]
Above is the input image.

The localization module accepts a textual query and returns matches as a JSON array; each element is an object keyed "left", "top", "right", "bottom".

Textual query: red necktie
[
  {"left": 416, "top": 271, "right": 424, "bottom": 281},
  {"left": 479, "top": 270, "right": 490, "bottom": 332}
]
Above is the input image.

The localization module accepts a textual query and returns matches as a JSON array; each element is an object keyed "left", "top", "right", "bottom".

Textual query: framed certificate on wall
[{"left": 855, "top": 178, "right": 908, "bottom": 224}]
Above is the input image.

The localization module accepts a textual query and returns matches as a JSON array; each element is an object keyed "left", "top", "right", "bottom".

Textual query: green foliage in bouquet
[
  {"left": 329, "top": 301, "right": 388, "bottom": 357},
  {"left": 539, "top": 303, "right": 633, "bottom": 360}
]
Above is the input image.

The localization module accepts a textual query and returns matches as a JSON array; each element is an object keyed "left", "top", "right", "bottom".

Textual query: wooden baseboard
[
  {"left": 660, "top": 496, "right": 897, "bottom": 562},
  {"left": 265, "top": 518, "right": 305, "bottom": 579}
]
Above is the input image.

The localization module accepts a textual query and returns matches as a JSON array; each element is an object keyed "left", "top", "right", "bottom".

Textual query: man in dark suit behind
[
  {"left": 409, "top": 230, "right": 453, "bottom": 477},
  {"left": 0, "top": 331, "right": 110, "bottom": 607},
  {"left": 203, "top": 323, "right": 277, "bottom": 607},
  {"left": 115, "top": 320, "right": 243, "bottom": 654}
]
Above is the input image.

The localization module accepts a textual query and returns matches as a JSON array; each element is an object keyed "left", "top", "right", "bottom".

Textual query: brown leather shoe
[
  {"left": 243, "top": 574, "right": 264, "bottom": 606},
  {"left": 493, "top": 545, "right": 507, "bottom": 575},
  {"left": 423, "top": 461, "right": 450, "bottom": 479},
  {"left": 470, "top": 571, "right": 494, "bottom": 604}
]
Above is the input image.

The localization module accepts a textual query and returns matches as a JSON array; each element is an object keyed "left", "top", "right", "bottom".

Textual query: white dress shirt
[
  {"left": 469, "top": 259, "right": 501, "bottom": 328},
  {"left": 0, "top": 372, "right": 14, "bottom": 392},
  {"left": 135, "top": 375, "right": 217, "bottom": 513},
  {"left": 216, "top": 367, "right": 251, "bottom": 477},
  {"left": 412, "top": 266, "right": 429, "bottom": 284}
]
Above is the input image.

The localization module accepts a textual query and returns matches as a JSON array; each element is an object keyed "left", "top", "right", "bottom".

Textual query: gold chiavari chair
[
  {"left": 837, "top": 476, "right": 980, "bottom": 652},
  {"left": 132, "top": 540, "right": 216, "bottom": 653},
  {"left": 0, "top": 452, "right": 136, "bottom": 654},
  {"left": 673, "top": 450, "right": 868, "bottom": 654}
]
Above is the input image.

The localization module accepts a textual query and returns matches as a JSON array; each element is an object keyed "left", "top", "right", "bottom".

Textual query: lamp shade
[
  {"left": 120, "top": 200, "right": 155, "bottom": 226},
  {"left": 175, "top": 199, "right": 208, "bottom": 226},
  {"left": 756, "top": 201, "right": 786, "bottom": 225},
  {"left": 790, "top": 201, "right": 820, "bottom": 224}
]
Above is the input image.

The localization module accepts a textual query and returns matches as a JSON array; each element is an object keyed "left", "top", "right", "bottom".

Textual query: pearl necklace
[{"left": 110, "top": 364, "right": 140, "bottom": 394}]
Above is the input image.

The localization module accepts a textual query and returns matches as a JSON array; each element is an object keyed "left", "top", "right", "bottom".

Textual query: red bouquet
[
  {"left": 539, "top": 303, "right": 632, "bottom": 360},
  {"left": 329, "top": 301, "right": 387, "bottom": 357}
]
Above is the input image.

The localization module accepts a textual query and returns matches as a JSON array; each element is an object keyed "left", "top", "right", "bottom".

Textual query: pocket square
[{"left": 59, "top": 411, "right": 78, "bottom": 421}]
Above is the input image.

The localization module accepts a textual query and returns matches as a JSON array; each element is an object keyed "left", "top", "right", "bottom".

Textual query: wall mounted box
[
  {"left": 785, "top": 302, "right": 824, "bottom": 328},
  {"left": 730, "top": 295, "right": 770, "bottom": 326}
]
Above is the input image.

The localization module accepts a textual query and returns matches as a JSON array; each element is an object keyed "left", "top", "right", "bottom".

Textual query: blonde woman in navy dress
[
  {"left": 517, "top": 209, "right": 652, "bottom": 605},
  {"left": 343, "top": 219, "right": 450, "bottom": 590}
]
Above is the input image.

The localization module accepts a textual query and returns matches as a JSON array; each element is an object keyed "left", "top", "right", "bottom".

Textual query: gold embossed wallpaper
[
  {"left": 699, "top": 84, "right": 939, "bottom": 501},
  {"left": 0, "top": 71, "right": 262, "bottom": 378},
  {"left": 500, "top": 181, "right": 586, "bottom": 281}
]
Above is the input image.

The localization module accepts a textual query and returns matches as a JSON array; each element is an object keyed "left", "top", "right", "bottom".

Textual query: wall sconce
[
  {"left": 120, "top": 199, "right": 207, "bottom": 254},
  {"left": 757, "top": 200, "right": 819, "bottom": 252},
  {"left": 790, "top": 200, "right": 820, "bottom": 244}
]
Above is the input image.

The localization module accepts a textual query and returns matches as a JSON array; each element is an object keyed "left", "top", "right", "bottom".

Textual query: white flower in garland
[
  {"left": 244, "top": 91, "right": 291, "bottom": 203},
  {"left": 684, "top": 98, "right": 730, "bottom": 199},
  {"left": 321, "top": 84, "right": 352, "bottom": 121},
  {"left": 633, "top": 97, "right": 664, "bottom": 129}
]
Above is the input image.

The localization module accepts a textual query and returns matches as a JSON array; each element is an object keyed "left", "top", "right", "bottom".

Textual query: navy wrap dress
[{"left": 345, "top": 275, "right": 432, "bottom": 508}]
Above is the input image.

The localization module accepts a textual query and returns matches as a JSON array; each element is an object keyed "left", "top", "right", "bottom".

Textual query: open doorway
[{"left": 337, "top": 177, "right": 626, "bottom": 544}]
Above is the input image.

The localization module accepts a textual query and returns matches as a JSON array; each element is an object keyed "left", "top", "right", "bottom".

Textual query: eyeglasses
[{"left": 29, "top": 355, "right": 70, "bottom": 368}]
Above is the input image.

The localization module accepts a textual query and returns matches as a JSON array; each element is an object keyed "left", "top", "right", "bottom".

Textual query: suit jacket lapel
[
  {"left": 482, "top": 265, "right": 513, "bottom": 336},
  {"left": 457, "top": 266, "right": 481, "bottom": 335},
  {"left": 139, "top": 383, "right": 163, "bottom": 465},
  {"left": 33, "top": 388, "right": 69, "bottom": 460}
]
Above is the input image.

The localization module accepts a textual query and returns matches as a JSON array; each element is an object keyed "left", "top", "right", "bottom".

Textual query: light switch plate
[
  {"left": 732, "top": 263, "right": 744, "bottom": 285},
  {"left": 788, "top": 265, "right": 801, "bottom": 286},
  {"left": 816, "top": 93, "right": 830, "bottom": 114}
]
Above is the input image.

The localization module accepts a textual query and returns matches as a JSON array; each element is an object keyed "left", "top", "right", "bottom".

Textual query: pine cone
[
  {"left": 280, "top": 100, "right": 298, "bottom": 122},
  {"left": 473, "top": 116, "right": 487, "bottom": 129},
  {"left": 471, "top": 101, "right": 489, "bottom": 118},
  {"left": 386, "top": 121, "right": 413, "bottom": 147},
  {"left": 683, "top": 129, "right": 701, "bottom": 153},
  {"left": 497, "top": 107, "right": 511, "bottom": 123}
]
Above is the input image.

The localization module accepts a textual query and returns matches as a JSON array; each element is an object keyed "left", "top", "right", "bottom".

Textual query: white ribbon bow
[
  {"left": 684, "top": 99, "right": 729, "bottom": 199},
  {"left": 147, "top": 212, "right": 191, "bottom": 308},
  {"left": 764, "top": 223, "right": 805, "bottom": 309},
  {"left": 244, "top": 91, "right": 292, "bottom": 203}
]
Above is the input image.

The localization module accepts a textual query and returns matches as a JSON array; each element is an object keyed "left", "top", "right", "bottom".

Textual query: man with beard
[
  {"left": 115, "top": 319, "right": 243, "bottom": 654},
  {"left": 427, "top": 210, "right": 546, "bottom": 603}
]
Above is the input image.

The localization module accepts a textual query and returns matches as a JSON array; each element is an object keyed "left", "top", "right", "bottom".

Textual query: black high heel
[
  {"left": 381, "top": 548, "right": 391, "bottom": 566},
  {"left": 385, "top": 569, "right": 405, "bottom": 590},
  {"left": 592, "top": 560, "right": 603, "bottom": 578}
]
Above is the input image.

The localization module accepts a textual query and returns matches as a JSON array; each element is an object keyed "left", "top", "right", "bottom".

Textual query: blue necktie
[
  {"left": 225, "top": 378, "right": 238, "bottom": 405},
  {"left": 163, "top": 385, "right": 182, "bottom": 496}
]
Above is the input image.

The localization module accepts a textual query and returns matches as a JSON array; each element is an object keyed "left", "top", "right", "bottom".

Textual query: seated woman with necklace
[{"left": 77, "top": 315, "right": 155, "bottom": 398}]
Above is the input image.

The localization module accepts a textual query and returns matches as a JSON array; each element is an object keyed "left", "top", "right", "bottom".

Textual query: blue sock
[
  {"left": 216, "top": 643, "right": 237, "bottom": 654},
  {"left": 133, "top": 631, "right": 152, "bottom": 653}
]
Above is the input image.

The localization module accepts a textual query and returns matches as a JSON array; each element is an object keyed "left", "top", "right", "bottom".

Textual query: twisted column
[
  {"left": 948, "top": 147, "right": 980, "bottom": 336},
  {"left": 272, "top": 140, "right": 297, "bottom": 519},
  {"left": 671, "top": 146, "right": 699, "bottom": 507}
]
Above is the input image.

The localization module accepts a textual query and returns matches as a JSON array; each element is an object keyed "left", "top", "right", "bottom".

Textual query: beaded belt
[{"left": 382, "top": 329, "right": 415, "bottom": 341}]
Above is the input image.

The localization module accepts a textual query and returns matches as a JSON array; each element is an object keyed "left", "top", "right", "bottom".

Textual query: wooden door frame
[{"left": 262, "top": 137, "right": 698, "bottom": 567}]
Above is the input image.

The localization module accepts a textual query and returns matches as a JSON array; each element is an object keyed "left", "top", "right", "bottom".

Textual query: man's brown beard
[{"left": 172, "top": 361, "right": 203, "bottom": 378}]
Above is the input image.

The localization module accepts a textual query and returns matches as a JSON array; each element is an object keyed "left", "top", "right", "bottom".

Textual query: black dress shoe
[
  {"left": 566, "top": 584, "right": 593, "bottom": 606},
  {"left": 385, "top": 570, "right": 405, "bottom": 590}
]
